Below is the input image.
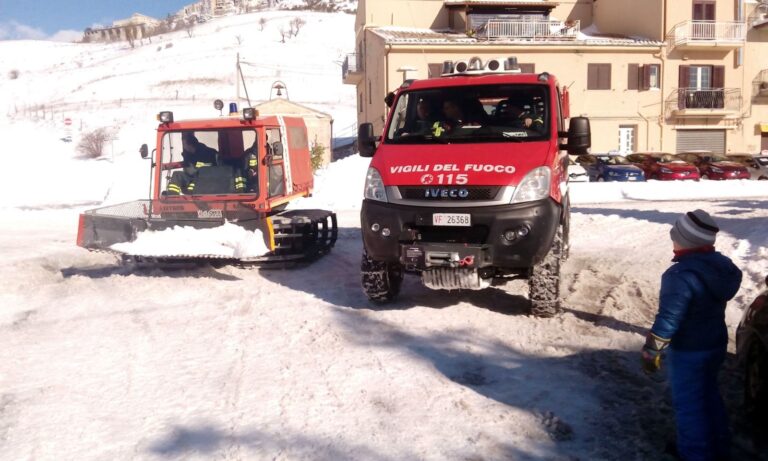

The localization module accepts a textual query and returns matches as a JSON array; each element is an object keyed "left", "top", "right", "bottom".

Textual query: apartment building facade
[{"left": 343, "top": 0, "right": 768, "bottom": 154}]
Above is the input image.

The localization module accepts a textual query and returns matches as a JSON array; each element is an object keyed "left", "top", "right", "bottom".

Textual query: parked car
[
  {"left": 576, "top": 154, "right": 646, "bottom": 182},
  {"left": 737, "top": 275, "right": 768, "bottom": 422},
  {"left": 567, "top": 157, "right": 589, "bottom": 182},
  {"left": 727, "top": 154, "right": 768, "bottom": 180},
  {"left": 676, "top": 151, "right": 751, "bottom": 180},
  {"left": 626, "top": 152, "right": 700, "bottom": 181}
]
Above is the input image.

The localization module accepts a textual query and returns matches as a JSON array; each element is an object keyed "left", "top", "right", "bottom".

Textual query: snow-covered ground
[{"left": 2, "top": 8, "right": 768, "bottom": 461}]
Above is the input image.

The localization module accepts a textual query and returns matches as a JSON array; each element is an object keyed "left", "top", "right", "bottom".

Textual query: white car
[
  {"left": 567, "top": 158, "right": 589, "bottom": 182},
  {"left": 748, "top": 156, "right": 768, "bottom": 180},
  {"left": 730, "top": 154, "right": 768, "bottom": 180}
]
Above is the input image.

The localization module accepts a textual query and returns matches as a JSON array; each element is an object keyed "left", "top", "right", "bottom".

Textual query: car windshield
[
  {"left": 385, "top": 84, "right": 550, "bottom": 144},
  {"left": 709, "top": 154, "right": 728, "bottom": 162},
  {"left": 656, "top": 154, "right": 682, "bottom": 163},
  {"left": 596, "top": 155, "right": 631, "bottom": 165}
]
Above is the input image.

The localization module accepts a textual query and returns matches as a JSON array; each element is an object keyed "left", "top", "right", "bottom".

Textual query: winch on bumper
[{"left": 361, "top": 198, "right": 562, "bottom": 278}]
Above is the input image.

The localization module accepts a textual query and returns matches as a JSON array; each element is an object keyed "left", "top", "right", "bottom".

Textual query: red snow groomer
[{"left": 76, "top": 103, "right": 336, "bottom": 264}]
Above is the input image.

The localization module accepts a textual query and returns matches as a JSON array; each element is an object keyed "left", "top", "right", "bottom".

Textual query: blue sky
[{"left": 0, "top": 0, "right": 193, "bottom": 41}]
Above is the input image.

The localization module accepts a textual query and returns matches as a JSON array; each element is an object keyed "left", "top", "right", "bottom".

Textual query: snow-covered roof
[
  {"left": 371, "top": 26, "right": 662, "bottom": 47},
  {"left": 444, "top": 0, "right": 556, "bottom": 7}
]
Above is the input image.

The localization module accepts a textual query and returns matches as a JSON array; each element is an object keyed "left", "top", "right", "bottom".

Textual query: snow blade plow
[{"left": 77, "top": 199, "right": 337, "bottom": 265}]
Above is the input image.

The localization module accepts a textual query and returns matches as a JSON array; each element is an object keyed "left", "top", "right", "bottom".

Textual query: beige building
[
  {"left": 344, "top": 0, "right": 768, "bottom": 154},
  {"left": 84, "top": 13, "right": 161, "bottom": 43},
  {"left": 254, "top": 98, "right": 334, "bottom": 165}
]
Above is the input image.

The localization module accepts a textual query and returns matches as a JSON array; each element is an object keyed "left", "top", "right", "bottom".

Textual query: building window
[
  {"left": 618, "top": 125, "right": 636, "bottom": 153},
  {"left": 587, "top": 63, "right": 611, "bottom": 90},
  {"left": 645, "top": 64, "right": 660, "bottom": 90},
  {"left": 693, "top": 1, "right": 716, "bottom": 20},
  {"left": 630, "top": 64, "right": 661, "bottom": 90}
]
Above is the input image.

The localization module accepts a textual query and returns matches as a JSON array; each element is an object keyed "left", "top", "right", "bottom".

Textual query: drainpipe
[
  {"left": 653, "top": 45, "right": 666, "bottom": 152},
  {"left": 384, "top": 43, "right": 392, "bottom": 129}
]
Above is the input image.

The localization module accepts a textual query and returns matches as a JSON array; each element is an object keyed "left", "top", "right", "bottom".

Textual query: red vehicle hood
[
  {"left": 371, "top": 141, "right": 556, "bottom": 186},
  {"left": 711, "top": 161, "right": 745, "bottom": 169}
]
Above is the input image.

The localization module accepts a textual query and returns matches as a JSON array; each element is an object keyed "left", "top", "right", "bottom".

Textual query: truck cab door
[{"left": 265, "top": 127, "right": 286, "bottom": 198}]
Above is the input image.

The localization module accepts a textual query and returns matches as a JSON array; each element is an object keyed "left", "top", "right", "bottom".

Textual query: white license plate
[{"left": 432, "top": 213, "right": 471, "bottom": 227}]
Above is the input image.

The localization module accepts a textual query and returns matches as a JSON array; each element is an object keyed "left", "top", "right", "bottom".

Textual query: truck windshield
[
  {"left": 386, "top": 84, "right": 550, "bottom": 144},
  {"left": 160, "top": 129, "right": 259, "bottom": 196}
]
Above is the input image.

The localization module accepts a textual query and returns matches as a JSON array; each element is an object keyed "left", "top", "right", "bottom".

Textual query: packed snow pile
[
  {"left": 110, "top": 221, "right": 270, "bottom": 258},
  {"left": 570, "top": 179, "right": 768, "bottom": 204},
  {"left": 288, "top": 154, "right": 371, "bottom": 210}
]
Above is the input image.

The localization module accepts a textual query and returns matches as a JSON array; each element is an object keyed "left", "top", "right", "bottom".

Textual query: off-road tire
[
  {"left": 745, "top": 342, "right": 768, "bottom": 419},
  {"left": 529, "top": 226, "right": 563, "bottom": 317},
  {"left": 561, "top": 195, "right": 571, "bottom": 261},
  {"left": 361, "top": 252, "right": 404, "bottom": 303}
]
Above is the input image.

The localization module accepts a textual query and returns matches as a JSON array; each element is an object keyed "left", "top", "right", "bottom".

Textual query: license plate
[
  {"left": 432, "top": 213, "right": 471, "bottom": 227},
  {"left": 628, "top": 176, "right": 638, "bottom": 181}
]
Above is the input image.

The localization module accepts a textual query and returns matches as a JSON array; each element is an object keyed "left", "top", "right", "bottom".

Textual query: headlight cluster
[
  {"left": 511, "top": 167, "right": 551, "bottom": 204},
  {"left": 710, "top": 167, "right": 724, "bottom": 173},
  {"left": 363, "top": 167, "right": 388, "bottom": 202},
  {"left": 660, "top": 167, "right": 673, "bottom": 174}
]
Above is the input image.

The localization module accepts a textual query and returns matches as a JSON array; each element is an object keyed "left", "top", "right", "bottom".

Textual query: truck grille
[{"left": 398, "top": 186, "right": 500, "bottom": 201}]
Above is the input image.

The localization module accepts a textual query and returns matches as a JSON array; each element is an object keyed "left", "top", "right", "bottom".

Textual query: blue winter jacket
[{"left": 651, "top": 250, "right": 742, "bottom": 351}]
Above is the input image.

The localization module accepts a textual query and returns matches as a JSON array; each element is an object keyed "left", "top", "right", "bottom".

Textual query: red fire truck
[{"left": 357, "top": 57, "right": 590, "bottom": 316}]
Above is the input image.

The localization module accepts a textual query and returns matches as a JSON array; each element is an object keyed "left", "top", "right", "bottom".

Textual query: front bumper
[{"left": 361, "top": 198, "right": 562, "bottom": 271}]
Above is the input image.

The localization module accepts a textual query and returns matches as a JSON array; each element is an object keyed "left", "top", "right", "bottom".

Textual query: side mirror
[
  {"left": 384, "top": 92, "right": 395, "bottom": 108},
  {"left": 140, "top": 144, "right": 149, "bottom": 159},
  {"left": 565, "top": 117, "right": 591, "bottom": 156},
  {"left": 358, "top": 123, "right": 377, "bottom": 158}
]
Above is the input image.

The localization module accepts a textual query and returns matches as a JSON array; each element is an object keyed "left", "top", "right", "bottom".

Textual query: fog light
[
  {"left": 371, "top": 223, "right": 380, "bottom": 232},
  {"left": 516, "top": 226, "right": 530, "bottom": 238},
  {"left": 503, "top": 230, "right": 517, "bottom": 242},
  {"left": 381, "top": 228, "right": 391, "bottom": 237}
]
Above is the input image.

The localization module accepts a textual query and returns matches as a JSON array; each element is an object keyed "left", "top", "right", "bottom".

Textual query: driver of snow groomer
[{"left": 166, "top": 132, "right": 219, "bottom": 195}]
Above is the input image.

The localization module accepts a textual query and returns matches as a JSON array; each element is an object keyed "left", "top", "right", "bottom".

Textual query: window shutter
[
  {"left": 588, "top": 64, "right": 598, "bottom": 90},
  {"left": 519, "top": 63, "right": 536, "bottom": 74},
  {"left": 628, "top": 64, "right": 639, "bottom": 90},
  {"left": 588, "top": 64, "right": 611, "bottom": 90},
  {"left": 678, "top": 66, "right": 690, "bottom": 88},
  {"left": 641, "top": 65, "right": 651, "bottom": 90},
  {"left": 712, "top": 65, "right": 725, "bottom": 88},
  {"left": 599, "top": 64, "right": 611, "bottom": 90}
]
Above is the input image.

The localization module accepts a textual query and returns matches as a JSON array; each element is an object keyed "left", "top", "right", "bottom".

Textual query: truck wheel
[
  {"left": 561, "top": 195, "right": 571, "bottom": 261},
  {"left": 529, "top": 226, "right": 563, "bottom": 317},
  {"left": 361, "top": 252, "right": 403, "bottom": 303}
]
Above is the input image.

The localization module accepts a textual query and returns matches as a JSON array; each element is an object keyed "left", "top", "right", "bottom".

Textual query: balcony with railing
[
  {"left": 668, "top": 20, "right": 746, "bottom": 49},
  {"left": 665, "top": 88, "right": 742, "bottom": 117},
  {"left": 483, "top": 19, "right": 579, "bottom": 41},
  {"left": 342, "top": 53, "right": 363, "bottom": 85}
]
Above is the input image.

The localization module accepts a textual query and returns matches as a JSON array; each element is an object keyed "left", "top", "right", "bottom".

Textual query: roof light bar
[{"left": 441, "top": 56, "right": 521, "bottom": 76}]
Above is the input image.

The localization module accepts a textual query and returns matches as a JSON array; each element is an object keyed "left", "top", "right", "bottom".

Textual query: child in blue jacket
[{"left": 642, "top": 209, "right": 742, "bottom": 461}]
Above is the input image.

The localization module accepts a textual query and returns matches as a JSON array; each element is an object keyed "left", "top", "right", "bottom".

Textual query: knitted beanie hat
[{"left": 670, "top": 209, "right": 719, "bottom": 249}]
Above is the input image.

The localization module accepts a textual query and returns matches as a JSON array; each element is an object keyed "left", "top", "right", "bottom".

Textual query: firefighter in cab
[{"left": 167, "top": 132, "right": 218, "bottom": 195}]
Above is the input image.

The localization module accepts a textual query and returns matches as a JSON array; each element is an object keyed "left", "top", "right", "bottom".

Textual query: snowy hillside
[{"left": 1, "top": 8, "right": 768, "bottom": 461}]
